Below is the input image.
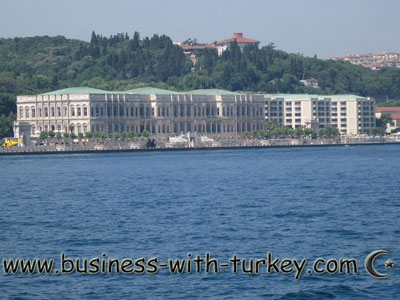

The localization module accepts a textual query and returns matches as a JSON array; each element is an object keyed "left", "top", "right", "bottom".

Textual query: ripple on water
[{"left": 0, "top": 146, "right": 399, "bottom": 299}]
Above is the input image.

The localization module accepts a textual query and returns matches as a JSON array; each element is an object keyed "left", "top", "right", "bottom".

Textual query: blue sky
[{"left": 0, "top": 0, "right": 399, "bottom": 58}]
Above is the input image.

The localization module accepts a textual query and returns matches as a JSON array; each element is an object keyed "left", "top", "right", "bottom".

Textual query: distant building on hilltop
[
  {"left": 215, "top": 33, "right": 259, "bottom": 55},
  {"left": 177, "top": 33, "right": 260, "bottom": 57},
  {"left": 331, "top": 51, "right": 400, "bottom": 70},
  {"left": 300, "top": 78, "right": 319, "bottom": 88}
]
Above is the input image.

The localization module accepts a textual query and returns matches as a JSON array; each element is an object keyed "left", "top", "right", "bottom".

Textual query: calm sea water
[{"left": 0, "top": 145, "right": 399, "bottom": 299}]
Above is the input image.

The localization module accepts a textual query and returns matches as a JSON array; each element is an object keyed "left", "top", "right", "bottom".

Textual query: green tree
[
  {"left": 48, "top": 131, "right": 55, "bottom": 138},
  {"left": 0, "top": 112, "right": 15, "bottom": 138},
  {"left": 141, "top": 129, "right": 150, "bottom": 137},
  {"left": 0, "top": 94, "right": 16, "bottom": 115},
  {"left": 39, "top": 131, "right": 49, "bottom": 139},
  {"left": 318, "top": 125, "right": 340, "bottom": 138}
]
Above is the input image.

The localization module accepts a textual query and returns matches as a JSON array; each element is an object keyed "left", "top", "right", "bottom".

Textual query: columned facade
[{"left": 14, "top": 87, "right": 265, "bottom": 138}]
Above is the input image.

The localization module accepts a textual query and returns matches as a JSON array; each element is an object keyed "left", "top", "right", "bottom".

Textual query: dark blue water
[{"left": 0, "top": 145, "right": 399, "bottom": 299}]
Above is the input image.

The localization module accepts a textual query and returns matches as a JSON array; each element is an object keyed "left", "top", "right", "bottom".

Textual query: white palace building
[
  {"left": 14, "top": 87, "right": 376, "bottom": 140},
  {"left": 14, "top": 87, "right": 265, "bottom": 139}
]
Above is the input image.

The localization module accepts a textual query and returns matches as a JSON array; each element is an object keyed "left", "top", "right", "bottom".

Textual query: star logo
[{"left": 385, "top": 259, "right": 395, "bottom": 269}]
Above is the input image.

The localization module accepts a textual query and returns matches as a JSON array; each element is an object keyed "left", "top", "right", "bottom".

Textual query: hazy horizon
[{"left": 1, "top": 0, "right": 399, "bottom": 58}]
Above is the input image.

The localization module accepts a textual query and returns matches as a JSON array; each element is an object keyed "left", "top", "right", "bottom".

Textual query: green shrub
[
  {"left": 141, "top": 130, "right": 150, "bottom": 137},
  {"left": 39, "top": 131, "right": 49, "bottom": 139}
]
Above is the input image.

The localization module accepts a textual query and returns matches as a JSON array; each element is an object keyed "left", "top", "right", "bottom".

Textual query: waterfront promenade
[{"left": 1, "top": 135, "right": 399, "bottom": 155}]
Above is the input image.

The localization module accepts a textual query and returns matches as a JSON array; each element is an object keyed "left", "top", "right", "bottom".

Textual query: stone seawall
[{"left": 1, "top": 136, "right": 400, "bottom": 155}]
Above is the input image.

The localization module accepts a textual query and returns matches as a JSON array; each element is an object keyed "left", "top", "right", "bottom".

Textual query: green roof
[
  {"left": 42, "top": 87, "right": 111, "bottom": 95},
  {"left": 190, "top": 89, "right": 241, "bottom": 95},
  {"left": 40, "top": 86, "right": 245, "bottom": 96},
  {"left": 126, "top": 87, "right": 181, "bottom": 95},
  {"left": 41, "top": 88, "right": 368, "bottom": 100},
  {"left": 264, "top": 94, "right": 367, "bottom": 100}
]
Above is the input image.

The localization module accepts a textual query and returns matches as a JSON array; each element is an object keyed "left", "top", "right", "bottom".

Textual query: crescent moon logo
[{"left": 365, "top": 250, "right": 389, "bottom": 278}]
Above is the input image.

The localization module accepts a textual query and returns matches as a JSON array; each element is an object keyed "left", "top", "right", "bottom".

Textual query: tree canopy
[{"left": 1, "top": 31, "right": 400, "bottom": 137}]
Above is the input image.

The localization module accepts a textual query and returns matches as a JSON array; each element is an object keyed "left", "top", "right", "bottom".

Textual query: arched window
[
  {"left": 71, "top": 106, "right": 75, "bottom": 117},
  {"left": 77, "top": 124, "right": 81, "bottom": 133},
  {"left": 44, "top": 107, "right": 48, "bottom": 117},
  {"left": 39, "top": 108, "right": 42, "bottom": 118},
  {"left": 57, "top": 107, "right": 61, "bottom": 117},
  {"left": 83, "top": 106, "right": 87, "bottom": 116},
  {"left": 77, "top": 106, "right": 81, "bottom": 116},
  {"left": 31, "top": 107, "right": 35, "bottom": 118},
  {"left": 25, "top": 107, "right": 29, "bottom": 118},
  {"left": 83, "top": 124, "right": 87, "bottom": 132}
]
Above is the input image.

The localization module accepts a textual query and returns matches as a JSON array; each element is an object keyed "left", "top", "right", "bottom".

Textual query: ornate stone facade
[{"left": 14, "top": 87, "right": 265, "bottom": 138}]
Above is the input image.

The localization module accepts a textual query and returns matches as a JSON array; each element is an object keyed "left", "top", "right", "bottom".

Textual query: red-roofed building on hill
[
  {"left": 375, "top": 107, "right": 400, "bottom": 132},
  {"left": 216, "top": 33, "right": 259, "bottom": 55}
]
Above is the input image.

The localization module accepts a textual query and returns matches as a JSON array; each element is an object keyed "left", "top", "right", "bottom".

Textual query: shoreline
[{"left": 1, "top": 141, "right": 399, "bottom": 156}]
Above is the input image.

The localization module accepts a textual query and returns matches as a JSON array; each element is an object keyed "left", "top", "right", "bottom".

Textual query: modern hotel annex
[
  {"left": 14, "top": 87, "right": 265, "bottom": 138},
  {"left": 264, "top": 94, "right": 376, "bottom": 135}
]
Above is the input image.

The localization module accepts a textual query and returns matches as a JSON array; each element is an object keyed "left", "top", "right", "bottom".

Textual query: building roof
[
  {"left": 126, "top": 87, "right": 181, "bottom": 95},
  {"left": 216, "top": 33, "right": 259, "bottom": 45},
  {"left": 39, "top": 87, "right": 244, "bottom": 96},
  {"left": 42, "top": 87, "right": 111, "bottom": 95},
  {"left": 301, "top": 78, "right": 318, "bottom": 82},
  {"left": 264, "top": 94, "right": 367, "bottom": 100},
  {"left": 180, "top": 44, "right": 217, "bottom": 51},
  {"left": 391, "top": 113, "right": 400, "bottom": 119},
  {"left": 376, "top": 107, "right": 400, "bottom": 112},
  {"left": 190, "top": 89, "right": 241, "bottom": 96}
]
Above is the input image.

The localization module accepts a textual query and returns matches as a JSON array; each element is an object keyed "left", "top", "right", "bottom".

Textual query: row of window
[
  {"left": 34, "top": 123, "right": 88, "bottom": 134},
  {"left": 20, "top": 104, "right": 264, "bottom": 119},
  {"left": 90, "top": 104, "right": 263, "bottom": 118},
  {"left": 19, "top": 105, "right": 88, "bottom": 119}
]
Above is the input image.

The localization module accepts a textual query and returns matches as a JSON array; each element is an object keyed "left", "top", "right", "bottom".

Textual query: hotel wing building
[
  {"left": 14, "top": 87, "right": 265, "bottom": 138},
  {"left": 264, "top": 94, "right": 376, "bottom": 135}
]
